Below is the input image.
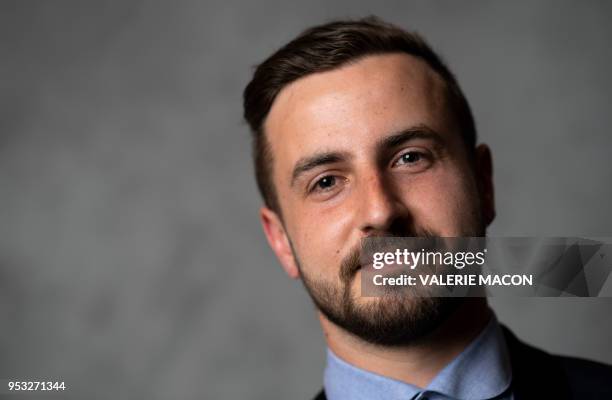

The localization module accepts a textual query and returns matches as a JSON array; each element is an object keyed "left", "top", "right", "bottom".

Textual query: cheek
[
  {"left": 401, "top": 169, "right": 479, "bottom": 235},
  {"left": 286, "top": 206, "right": 353, "bottom": 278}
]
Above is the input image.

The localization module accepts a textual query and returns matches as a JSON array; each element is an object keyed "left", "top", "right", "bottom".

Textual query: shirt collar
[{"left": 323, "top": 314, "right": 512, "bottom": 400}]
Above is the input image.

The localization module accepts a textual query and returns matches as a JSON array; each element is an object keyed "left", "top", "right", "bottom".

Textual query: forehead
[{"left": 264, "top": 53, "right": 454, "bottom": 181}]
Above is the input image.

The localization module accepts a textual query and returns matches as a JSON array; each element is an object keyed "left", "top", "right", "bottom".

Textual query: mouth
[
  {"left": 350, "top": 263, "right": 367, "bottom": 277},
  {"left": 358, "top": 261, "right": 408, "bottom": 273}
]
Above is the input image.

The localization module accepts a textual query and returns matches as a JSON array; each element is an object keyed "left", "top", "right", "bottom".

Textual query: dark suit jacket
[{"left": 314, "top": 327, "right": 612, "bottom": 400}]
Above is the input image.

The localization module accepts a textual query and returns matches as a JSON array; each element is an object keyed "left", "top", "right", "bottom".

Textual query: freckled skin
[
  {"left": 262, "top": 53, "right": 492, "bottom": 295},
  {"left": 258, "top": 52, "right": 496, "bottom": 388}
]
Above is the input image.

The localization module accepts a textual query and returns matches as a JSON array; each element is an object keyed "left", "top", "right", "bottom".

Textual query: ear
[
  {"left": 474, "top": 144, "right": 496, "bottom": 227},
  {"left": 260, "top": 207, "right": 300, "bottom": 279}
]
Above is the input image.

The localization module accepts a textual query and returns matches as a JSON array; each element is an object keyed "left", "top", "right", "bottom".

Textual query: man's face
[{"left": 260, "top": 53, "right": 494, "bottom": 345}]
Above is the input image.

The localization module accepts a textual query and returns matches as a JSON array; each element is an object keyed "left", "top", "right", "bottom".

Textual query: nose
[{"left": 357, "top": 172, "right": 411, "bottom": 236}]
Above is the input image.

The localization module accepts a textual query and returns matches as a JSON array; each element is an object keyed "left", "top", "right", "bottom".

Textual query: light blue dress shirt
[{"left": 323, "top": 315, "right": 513, "bottom": 400}]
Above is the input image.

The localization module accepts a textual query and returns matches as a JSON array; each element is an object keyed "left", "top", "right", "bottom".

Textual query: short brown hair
[{"left": 243, "top": 16, "right": 476, "bottom": 213}]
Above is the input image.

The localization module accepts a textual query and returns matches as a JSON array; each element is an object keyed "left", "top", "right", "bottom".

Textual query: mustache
[{"left": 339, "top": 228, "right": 437, "bottom": 284}]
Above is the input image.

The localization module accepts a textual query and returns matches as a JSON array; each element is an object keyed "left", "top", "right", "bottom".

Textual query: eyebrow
[
  {"left": 376, "top": 124, "right": 445, "bottom": 153},
  {"left": 291, "top": 151, "right": 351, "bottom": 187}
]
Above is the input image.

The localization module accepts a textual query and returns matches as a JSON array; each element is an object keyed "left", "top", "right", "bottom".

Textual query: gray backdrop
[{"left": 1, "top": 1, "right": 611, "bottom": 399}]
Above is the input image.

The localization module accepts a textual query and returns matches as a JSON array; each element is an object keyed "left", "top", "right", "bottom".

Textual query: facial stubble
[{"left": 290, "top": 233, "right": 466, "bottom": 347}]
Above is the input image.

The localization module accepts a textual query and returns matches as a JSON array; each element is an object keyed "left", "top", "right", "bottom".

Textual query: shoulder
[
  {"left": 502, "top": 325, "right": 612, "bottom": 399},
  {"left": 314, "top": 327, "right": 612, "bottom": 400},
  {"left": 557, "top": 354, "right": 612, "bottom": 398}
]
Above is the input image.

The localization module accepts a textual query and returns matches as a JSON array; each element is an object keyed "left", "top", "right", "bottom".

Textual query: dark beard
[
  {"left": 294, "top": 223, "right": 484, "bottom": 347},
  {"left": 299, "top": 249, "right": 464, "bottom": 347}
]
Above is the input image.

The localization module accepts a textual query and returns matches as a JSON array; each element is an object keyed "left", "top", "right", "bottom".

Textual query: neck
[{"left": 320, "top": 298, "right": 491, "bottom": 388}]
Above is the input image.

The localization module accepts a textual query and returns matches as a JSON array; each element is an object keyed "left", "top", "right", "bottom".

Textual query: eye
[
  {"left": 395, "top": 151, "right": 423, "bottom": 165},
  {"left": 307, "top": 174, "right": 348, "bottom": 197},
  {"left": 312, "top": 175, "right": 337, "bottom": 191},
  {"left": 391, "top": 149, "right": 433, "bottom": 172}
]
